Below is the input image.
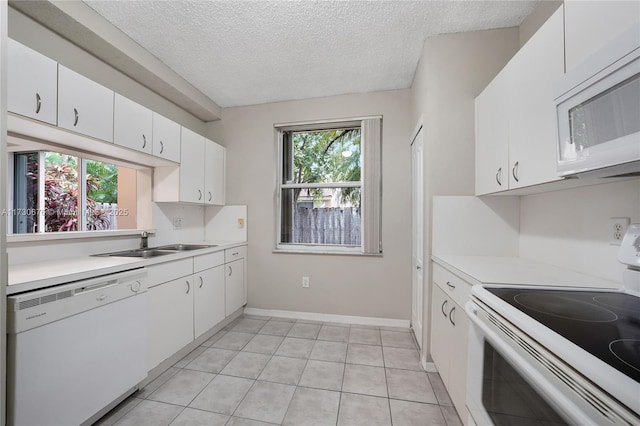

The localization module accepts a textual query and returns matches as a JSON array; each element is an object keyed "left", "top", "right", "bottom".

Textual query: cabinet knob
[
  {"left": 142, "top": 134, "right": 147, "bottom": 149},
  {"left": 512, "top": 161, "right": 520, "bottom": 183},
  {"left": 495, "top": 167, "right": 502, "bottom": 186},
  {"left": 73, "top": 108, "right": 79, "bottom": 126},
  {"left": 160, "top": 140, "right": 164, "bottom": 154},
  {"left": 35, "top": 93, "right": 41, "bottom": 114}
]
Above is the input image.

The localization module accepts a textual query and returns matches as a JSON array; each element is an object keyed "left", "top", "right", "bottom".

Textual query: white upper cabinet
[
  {"left": 564, "top": 1, "right": 640, "bottom": 71},
  {"left": 58, "top": 65, "right": 114, "bottom": 142},
  {"left": 205, "top": 139, "right": 226, "bottom": 205},
  {"left": 113, "top": 94, "right": 153, "bottom": 154},
  {"left": 153, "top": 113, "right": 181, "bottom": 163},
  {"left": 475, "top": 7, "right": 564, "bottom": 195},
  {"left": 475, "top": 69, "right": 509, "bottom": 195},
  {"left": 7, "top": 39, "right": 57, "bottom": 125},
  {"left": 179, "top": 127, "right": 206, "bottom": 203},
  {"left": 507, "top": 7, "right": 564, "bottom": 189}
]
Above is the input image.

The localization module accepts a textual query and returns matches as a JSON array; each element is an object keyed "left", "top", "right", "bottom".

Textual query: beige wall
[
  {"left": 207, "top": 90, "right": 413, "bottom": 319},
  {"left": 519, "top": 1, "right": 563, "bottom": 47},
  {"left": 410, "top": 27, "right": 520, "bottom": 360}
]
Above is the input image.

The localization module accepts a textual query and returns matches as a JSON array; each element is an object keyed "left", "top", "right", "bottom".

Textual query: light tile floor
[{"left": 97, "top": 315, "right": 463, "bottom": 426}]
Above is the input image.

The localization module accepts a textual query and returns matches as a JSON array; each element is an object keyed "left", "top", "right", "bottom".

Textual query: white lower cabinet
[
  {"left": 430, "top": 263, "right": 472, "bottom": 425},
  {"left": 225, "top": 259, "right": 245, "bottom": 315},
  {"left": 194, "top": 265, "right": 226, "bottom": 338},
  {"left": 148, "top": 276, "right": 194, "bottom": 370}
]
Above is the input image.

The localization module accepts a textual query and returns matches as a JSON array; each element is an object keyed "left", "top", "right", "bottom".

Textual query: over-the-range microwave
[{"left": 555, "top": 24, "right": 640, "bottom": 178}]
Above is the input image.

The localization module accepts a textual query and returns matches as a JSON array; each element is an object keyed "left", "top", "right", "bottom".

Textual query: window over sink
[
  {"left": 7, "top": 147, "right": 141, "bottom": 235},
  {"left": 275, "top": 117, "right": 382, "bottom": 254}
]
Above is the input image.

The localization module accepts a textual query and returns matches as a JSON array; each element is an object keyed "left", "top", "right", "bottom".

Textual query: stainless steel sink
[
  {"left": 93, "top": 244, "right": 217, "bottom": 258},
  {"left": 156, "top": 244, "right": 218, "bottom": 251},
  {"left": 93, "top": 248, "right": 178, "bottom": 258}
]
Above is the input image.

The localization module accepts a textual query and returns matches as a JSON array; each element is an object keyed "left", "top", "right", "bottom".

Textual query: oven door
[{"left": 465, "top": 300, "right": 637, "bottom": 426}]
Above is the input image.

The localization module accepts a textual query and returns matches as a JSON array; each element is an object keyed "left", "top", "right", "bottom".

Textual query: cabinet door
[
  {"left": 179, "top": 127, "right": 205, "bottom": 203},
  {"left": 8, "top": 39, "right": 57, "bottom": 125},
  {"left": 58, "top": 65, "right": 114, "bottom": 142},
  {"left": 475, "top": 69, "right": 509, "bottom": 195},
  {"left": 564, "top": 1, "right": 640, "bottom": 71},
  {"left": 225, "top": 259, "right": 245, "bottom": 315},
  {"left": 429, "top": 284, "right": 451, "bottom": 386},
  {"left": 148, "top": 277, "right": 194, "bottom": 370},
  {"left": 113, "top": 94, "right": 153, "bottom": 154},
  {"left": 204, "top": 139, "right": 226, "bottom": 205},
  {"left": 194, "top": 265, "right": 226, "bottom": 338},
  {"left": 447, "top": 299, "right": 470, "bottom": 422},
  {"left": 508, "top": 8, "right": 564, "bottom": 189},
  {"left": 153, "top": 113, "right": 181, "bottom": 162}
]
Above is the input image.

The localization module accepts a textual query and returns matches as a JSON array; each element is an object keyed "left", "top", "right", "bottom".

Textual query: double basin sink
[{"left": 94, "top": 244, "right": 218, "bottom": 258}]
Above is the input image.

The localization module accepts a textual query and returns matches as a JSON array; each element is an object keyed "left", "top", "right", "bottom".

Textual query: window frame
[
  {"left": 274, "top": 116, "right": 382, "bottom": 255},
  {"left": 6, "top": 138, "right": 149, "bottom": 238}
]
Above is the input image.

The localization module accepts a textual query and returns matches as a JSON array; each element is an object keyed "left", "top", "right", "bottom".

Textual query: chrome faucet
[{"left": 140, "top": 231, "right": 149, "bottom": 249}]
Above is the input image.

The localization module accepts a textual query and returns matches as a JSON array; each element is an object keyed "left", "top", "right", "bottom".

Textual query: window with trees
[
  {"left": 276, "top": 117, "right": 382, "bottom": 254},
  {"left": 9, "top": 150, "right": 137, "bottom": 234}
]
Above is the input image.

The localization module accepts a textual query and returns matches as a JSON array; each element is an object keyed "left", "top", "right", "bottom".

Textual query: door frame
[{"left": 410, "top": 117, "right": 424, "bottom": 352}]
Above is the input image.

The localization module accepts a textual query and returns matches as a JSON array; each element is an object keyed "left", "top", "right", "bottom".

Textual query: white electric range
[{"left": 466, "top": 224, "right": 640, "bottom": 425}]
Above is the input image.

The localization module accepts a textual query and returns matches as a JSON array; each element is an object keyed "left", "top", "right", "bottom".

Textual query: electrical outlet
[
  {"left": 173, "top": 217, "right": 183, "bottom": 230},
  {"left": 609, "top": 217, "right": 630, "bottom": 245},
  {"left": 238, "top": 218, "right": 245, "bottom": 229},
  {"left": 302, "top": 276, "right": 310, "bottom": 288}
]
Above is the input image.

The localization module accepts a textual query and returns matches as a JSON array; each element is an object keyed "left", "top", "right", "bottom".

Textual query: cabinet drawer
[
  {"left": 433, "top": 263, "right": 472, "bottom": 309},
  {"left": 225, "top": 246, "right": 246, "bottom": 263},
  {"left": 194, "top": 251, "right": 225, "bottom": 273},
  {"left": 147, "top": 258, "right": 193, "bottom": 287}
]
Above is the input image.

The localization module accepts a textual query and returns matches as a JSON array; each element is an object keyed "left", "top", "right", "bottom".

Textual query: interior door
[{"left": 411, "top": 127, "right": 424, "bottom": 350}]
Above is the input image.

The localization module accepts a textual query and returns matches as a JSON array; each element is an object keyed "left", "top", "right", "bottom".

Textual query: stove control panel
[{"left": 619, "top": 223, "right": 640, "bottom": 267}]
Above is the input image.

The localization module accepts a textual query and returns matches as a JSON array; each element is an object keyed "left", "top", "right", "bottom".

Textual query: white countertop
[
  {"left": 8, "top": 240, "right": 247, "bottom": 295},
  {"left": 432, "top": 254, "right": 621, "bottom": 289}
]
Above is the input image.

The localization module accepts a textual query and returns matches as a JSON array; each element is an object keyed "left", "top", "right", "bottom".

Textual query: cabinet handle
[
  {"left": 198, "top": 190, "right": 202, "bottom": 200},
  {"left": 449, "top": 306, "right": 456, "bottom": 326},
  {"left": 160, "top": 140, "right": 164, "bottom": 154},
  {"left": 446, "top": 281, "right": 455, "bottom": 290},
  {"left": 199, "top": 276, "right": 203, "bottom": 288},
  {"left": 35, "top": 93, "right": 41, "bottom": 114},
  {"left": 512, "top": 161, "right": 519, "bottom": 183},
  {"left": 73, "top": 108, "right": 79, "bottom": 126},
  {"left": 208, "top": 191, "right": 212, "bottom": 202},
  {"left": 186, "top": 280, "right": 190, "bottom": 294},
  {"left": 228, "top": 265, "right": 233, "bottom": 276},
  {"left": 441, "top": 299, "right": 448, "bottom": 317},
  {"left": 142, "top": 134, "right": 147, "bottom": 149},
  {"left": 495, "top": 167, "right": 502, "bottom": 186}
]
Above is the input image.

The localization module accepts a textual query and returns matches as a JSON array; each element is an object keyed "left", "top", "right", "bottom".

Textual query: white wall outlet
[
  {"left": 302, "top": 276, "right": 310, "bottom": 288},
  {"left": 609, "top": 217, "right": 630, "bottom": 245},
  {"left": 173, "top": 217, "right": 183, "bottom": 230}
]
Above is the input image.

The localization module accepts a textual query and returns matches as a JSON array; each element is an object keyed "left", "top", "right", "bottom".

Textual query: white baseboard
[{"left": 243, "top": 307, "right": 410, "bottom": 328}]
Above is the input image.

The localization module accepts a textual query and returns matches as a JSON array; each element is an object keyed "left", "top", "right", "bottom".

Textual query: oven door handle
[{"left": 465, "top": 301, "right": 597, "bottom": 426}]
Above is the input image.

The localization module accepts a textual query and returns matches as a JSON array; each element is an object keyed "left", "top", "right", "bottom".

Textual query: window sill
[
  {"left": 7, "top": 229, "right": 156, "bottom": 244},
  {"left": 273, "top": 248, "right": 382, "bottom": 257}
]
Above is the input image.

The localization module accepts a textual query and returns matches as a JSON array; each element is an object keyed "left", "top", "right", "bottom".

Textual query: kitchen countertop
[
  {"left": 8, "top": 240, "right": 247, "bottom": 295},
  {"left": 432, "top": 254, "right": 621, "bottom": 289}
]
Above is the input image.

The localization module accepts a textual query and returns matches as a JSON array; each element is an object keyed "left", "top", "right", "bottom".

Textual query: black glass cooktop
[{"left": 487, "top": 288, "right": 640, "bottom": 383}]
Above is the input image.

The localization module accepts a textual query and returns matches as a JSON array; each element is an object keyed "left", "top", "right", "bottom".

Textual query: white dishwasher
[{"left": 7, "top": 268, "right": 148, "bottom": 426}]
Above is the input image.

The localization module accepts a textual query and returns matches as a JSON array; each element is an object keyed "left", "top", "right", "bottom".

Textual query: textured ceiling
[{"left": 84, "top": 1, "right": 537, "bottom": 108}]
